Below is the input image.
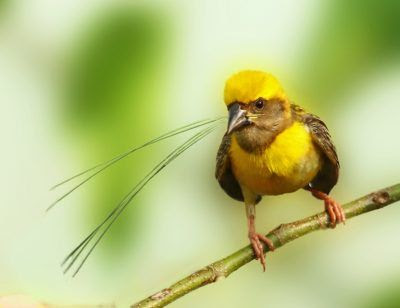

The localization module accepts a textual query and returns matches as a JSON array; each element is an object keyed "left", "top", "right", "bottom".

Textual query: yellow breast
[{"left": 229, "top": 121, "right": 322, "bottom": 195}]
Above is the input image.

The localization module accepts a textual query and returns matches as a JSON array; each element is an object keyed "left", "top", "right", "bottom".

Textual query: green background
[{"left": 1, "top": 0, "right": 400, "bottom": 307}]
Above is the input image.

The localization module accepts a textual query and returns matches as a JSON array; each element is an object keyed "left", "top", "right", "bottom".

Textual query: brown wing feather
[
  {"left": 215, "top": 134, "right": 244, "bottom": 202},
  {"left": 291, "top": 104, "right": 340, "bottom": 194}
]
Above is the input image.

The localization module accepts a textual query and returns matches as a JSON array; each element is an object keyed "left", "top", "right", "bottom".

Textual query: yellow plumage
[
  {"left": 216, "top": 69, "right": 342, "bottom": 269},
  {"left": 224, "top": 70, "right": 287, "bottom": 105},
  {"left": 229, "top": 121, "right": 322, "bottom": 195},
  {"left": 223, "top": 70, "right": 322, "bottom": 196}
]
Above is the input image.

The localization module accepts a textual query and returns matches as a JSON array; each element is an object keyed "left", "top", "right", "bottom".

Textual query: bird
[
  {"left": 215, "top": 70, "right": 344, "bottom": 270},
  {"left": 52, "top": 69, "right": 344, "bottom": 276}
]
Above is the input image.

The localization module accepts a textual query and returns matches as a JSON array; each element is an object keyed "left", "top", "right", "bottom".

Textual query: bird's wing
[
  {"left": 215, "top": 134, "right": 244, "bottom": 202},
  {"left": 292, "top": 104, "right": 339, "bottom": 194}
]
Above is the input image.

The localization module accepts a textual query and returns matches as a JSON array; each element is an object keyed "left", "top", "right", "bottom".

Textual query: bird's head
[{"left": 223, "top": 70, "right": 292, "bottom": 151}]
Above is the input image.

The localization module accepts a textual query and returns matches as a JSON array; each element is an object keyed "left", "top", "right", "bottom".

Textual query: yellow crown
[{"left": 224, "top": 70, "right": 287, "bottom": 106}]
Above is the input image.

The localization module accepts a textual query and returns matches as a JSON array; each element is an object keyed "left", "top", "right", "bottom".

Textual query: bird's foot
[
  {"left": 323, "top": 195, "right": 346, "bottom": 228},
  {"left": 308, "top": 189, "right": 346, "bottom": 228},
  {"left": 248, "top": 232, "right": 275, "bottom": 271}
]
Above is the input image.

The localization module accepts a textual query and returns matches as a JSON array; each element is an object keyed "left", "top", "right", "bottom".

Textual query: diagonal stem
[{"left": 131, "top": 183, "right": 400, "bottom": 308}]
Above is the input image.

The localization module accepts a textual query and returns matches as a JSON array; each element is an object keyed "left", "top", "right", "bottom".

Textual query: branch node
[
  {"left": 372, "top": 190, "right": 390, "bottom": 206},
  {"left": 271, "top": 224, "right": 286, "bottom": 245},
  {"left": 206, "top": 265, "right": 225, "bottom": 283}
]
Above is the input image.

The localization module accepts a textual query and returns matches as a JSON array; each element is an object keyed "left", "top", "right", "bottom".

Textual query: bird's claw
[
  {"left": 324, "top": 196, "right": 346, "bottom": 228},
  {"left": 249, "top": 232, "right": 275, "bottom": 271}
]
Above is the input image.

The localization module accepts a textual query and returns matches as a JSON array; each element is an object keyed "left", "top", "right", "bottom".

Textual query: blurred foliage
[
  {"left": 61, "top": 5, "right": 171, "bottom": 265},
  {"left": 298, "top": 0, "right": 400, "bottom": 104},
  {"left": 299, "top": 2, "right": 400, "bottom": 304},
  {"left": 64, "top": 6, "right": 167, "bottom": 127},
  {"left": 361, "top": 279, "right": 400, "bottom": 308},
  {"left": 0, "top": 0, "right": 9, "bottom": 17},
  {"left": 2, "top": 0, "right": 400, "bottom": 306}
]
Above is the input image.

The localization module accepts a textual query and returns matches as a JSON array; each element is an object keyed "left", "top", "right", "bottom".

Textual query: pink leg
[
  {"left": 247, "top": 213, "right": 275, "bottom": 271},
  {"left": 309, "top": 188, "right": 346, "bottom": 228}
]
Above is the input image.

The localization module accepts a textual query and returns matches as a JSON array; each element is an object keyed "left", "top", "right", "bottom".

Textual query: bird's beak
[{"left": 226, "top": 103, "right": 250, "bottom": 135}]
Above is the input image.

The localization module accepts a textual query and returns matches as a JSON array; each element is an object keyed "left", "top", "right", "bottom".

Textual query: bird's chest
[{"left": 229, "top": 122, "right": 322, "bottom": 195}]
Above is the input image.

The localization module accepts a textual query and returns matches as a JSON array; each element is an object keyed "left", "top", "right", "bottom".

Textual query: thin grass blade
[
  {"left": 48, "top": 117, "right": 225, "bottom": 211},
  {"left": 63, "top": 123, "right": 222, "bottom": 275}
]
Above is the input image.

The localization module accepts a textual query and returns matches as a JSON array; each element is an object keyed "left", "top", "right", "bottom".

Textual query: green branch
[{"left": 132, "top": 183, "right": 400, "bottom": 308}]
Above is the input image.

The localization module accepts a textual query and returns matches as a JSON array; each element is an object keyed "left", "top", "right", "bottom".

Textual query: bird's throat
[{"left": 233, "top": 117, "right": 293, "bottom": 154}]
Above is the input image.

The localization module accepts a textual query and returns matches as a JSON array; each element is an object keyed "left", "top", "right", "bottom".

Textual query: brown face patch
[{"left": 234, "top": 98, "right": 292, "bottom": 153}]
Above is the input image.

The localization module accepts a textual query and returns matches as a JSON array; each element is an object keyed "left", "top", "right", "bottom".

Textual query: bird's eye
[{"left": 254, "top": 99, "right": 265, "bottom": 110}]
